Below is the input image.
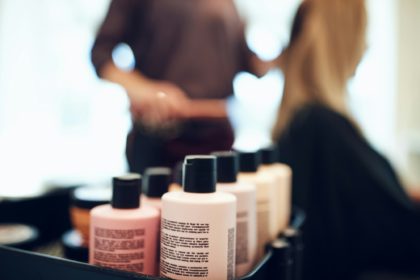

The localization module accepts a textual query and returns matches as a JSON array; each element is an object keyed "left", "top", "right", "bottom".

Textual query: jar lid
[
  {"left": 0, "top": 223, "right": 39, "bottom": 249},
  {"left": 71, "top": 186, "right": 111, "bottom": 209},
  {"left": 61, "top": 230, "right": 88, "bottom": 262}
]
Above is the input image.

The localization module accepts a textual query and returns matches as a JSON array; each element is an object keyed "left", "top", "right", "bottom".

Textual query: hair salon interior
[{"left": 0, "top": 0, "right": 420, "bottom": 280}]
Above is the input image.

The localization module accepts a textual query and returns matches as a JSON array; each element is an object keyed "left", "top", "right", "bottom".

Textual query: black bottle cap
[
  {"left": 111, "top": 174, "right": 141, "bottom": 209},
  {"left": 183, "top": 155, "right": 216, "bottom": 193},
  {"left": 211, "top": 151, "right": 238, "bottom": 183},
  {"left": 260, "top": 145, "right": 278, "bottom": 164},
  {"left": 237, "top": 150, "right": 261, "bottom": 172},
  {"left": 143, "top": 167, "right": 171, "bottom": 198}
]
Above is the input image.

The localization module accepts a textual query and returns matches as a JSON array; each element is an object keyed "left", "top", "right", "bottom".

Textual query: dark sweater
[{"left": 276, "top": 104, "right": 420, "bottom": 280}]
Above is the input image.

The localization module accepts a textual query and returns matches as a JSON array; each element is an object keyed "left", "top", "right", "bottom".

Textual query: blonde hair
[{"left": 272, "top": 0, "right": 367, "bottom": 140}]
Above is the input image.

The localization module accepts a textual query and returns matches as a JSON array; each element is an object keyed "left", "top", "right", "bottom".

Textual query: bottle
[
  {"left": 212, "top": 151, "right": 257, "bottom": 277},
  {"left": 142, "top": 167, "right": 171, "bottom": 211},
  {"left": 237, "top": 151, "right": 276, "bottom": 260},
  {"left": 259, "top": 145, "right": 292, "bottom": 236},
  {"left": 141, "top": 167, "right": 171, "bottom": 271},
  {"left": 266, "top": 238, "right": 293, "bottom": 280},
  {"left": 160, "top": 155, "right": 237, "bottom": 280},
  {"left": 89, "top": 174, "right": 160, "bottom": 276},
  {"left": 280, "top": 228, "right": 304, "bottom": 280}
]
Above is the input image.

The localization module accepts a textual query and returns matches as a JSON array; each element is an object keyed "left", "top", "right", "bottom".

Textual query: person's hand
[
  {"left": 128, "top": 79, "right": 189, "bottom": 128},
  {"left": 251, "top": 55, "right": 279, "bottom": 77}
]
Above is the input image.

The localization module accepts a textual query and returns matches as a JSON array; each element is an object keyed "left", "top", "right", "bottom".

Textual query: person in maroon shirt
[{"left": 91, "top": 0, "right": 272, "bottom": 174}]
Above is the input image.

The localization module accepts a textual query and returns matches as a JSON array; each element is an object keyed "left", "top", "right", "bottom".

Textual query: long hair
[{"left": 272, "top": 0, "right": 367, "bottom": 140}]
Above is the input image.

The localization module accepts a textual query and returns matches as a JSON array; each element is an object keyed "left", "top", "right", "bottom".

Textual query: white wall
[{"left": 396, "top": 0, "right": 420, "bottom": 187}]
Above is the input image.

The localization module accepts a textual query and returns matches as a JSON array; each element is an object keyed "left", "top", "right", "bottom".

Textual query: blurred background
[{"left": 0, "top": 0, "right": 419, "bottom": 198}]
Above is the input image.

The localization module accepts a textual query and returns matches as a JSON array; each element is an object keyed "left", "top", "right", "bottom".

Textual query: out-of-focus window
[{"left": 0, "top": 0, "right": 130, "bottom": 197}]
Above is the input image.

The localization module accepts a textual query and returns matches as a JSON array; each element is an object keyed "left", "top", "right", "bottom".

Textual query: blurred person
[
  {"left": 91, "top": 0, "right": 271, "bottom": 174},
  {"left": 271, "top": 0, "right": 420, "bottom": 279}
]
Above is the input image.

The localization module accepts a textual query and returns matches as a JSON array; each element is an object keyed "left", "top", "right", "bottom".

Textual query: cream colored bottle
[
  {"left": 259, "top": 146, "right": 292, "bottom": 236},
  {"left": 161, "top": 155, "right": 237, "bottom": 280},
  {"left": 212, "top": 151, "right": 257, "bottom": 277},
  {"left": 90, "top": 174, "right": 160, "bottom": 276},
  {"left": 237, "top": 151, "right": 276, "bottom": 261}
]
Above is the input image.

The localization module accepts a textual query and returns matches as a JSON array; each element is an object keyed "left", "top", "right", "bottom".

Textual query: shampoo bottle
[
  {"left": 160, "top": 155, "right": 237, "bottom": 280},
  {"left": 212, "top": 151, "right": 257, "bottom": 277},
  {"left": 89, "top": 174, "right": 160, "bottom": 276},
  {"left": 237, "top": 151, "right": 275, "bottom": 260},
  {"left": 260, "top": 145, "right": 292, "bottom": 236}
]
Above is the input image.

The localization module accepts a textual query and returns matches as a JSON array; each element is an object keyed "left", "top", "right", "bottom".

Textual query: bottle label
[
  {"left": 257, "top": 199, "right": 270, "bottom": 258},
  {"left": 161, "top": 219, "right": 210, "bottom": 278},
  {"left": 92, "top": 227, "right": 146, "bottom": 273},
  {"left": 227, "top": 227, "right": 235, "bottom": 280},
  {"left": 235, "top": 211, "right": 249, "bottom": 265}
]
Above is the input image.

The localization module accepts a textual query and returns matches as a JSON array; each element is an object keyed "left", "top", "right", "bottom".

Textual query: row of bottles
[{"left": 87, "top": 147, "right": 294, "bottom": 279}]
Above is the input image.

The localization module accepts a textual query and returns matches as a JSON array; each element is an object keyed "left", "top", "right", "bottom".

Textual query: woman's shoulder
[
  {"left": 285, "top": 103, "right": 356, "bottom": 141},
  {"left": 293, "top": 103, "right": 350, "bottom": 129}
]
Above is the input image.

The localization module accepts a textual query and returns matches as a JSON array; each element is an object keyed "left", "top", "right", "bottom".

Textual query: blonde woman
[{"left": 272, "top": 0, "right": 420, "bottom": 279}]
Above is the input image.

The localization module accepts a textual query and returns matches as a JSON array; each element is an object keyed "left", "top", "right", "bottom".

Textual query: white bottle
[
  {"left": 237, "top": 151, "right": 276, "bottom": 260},
  {"left": 259, "top": 146, "right": 292, "bottom": 236},
  {"left": 212, "top": 151, "right": 257, "bottom": 277},
  {"left": 141, "top": 167, "right": 172, "bottom": 212},
  {"left": 161, "top": 155, "right": 237, "bottom": 280},
  {"left": 90, "top": 174, "right": 160, "bottom": 276}
]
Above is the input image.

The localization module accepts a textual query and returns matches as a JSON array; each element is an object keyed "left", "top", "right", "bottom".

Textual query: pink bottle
[
  {"left": 89, "top": 174, "right": 160, "bottom": 276},
  {"left": 141, "top": 167, "right": 171, "bottom": 212}
]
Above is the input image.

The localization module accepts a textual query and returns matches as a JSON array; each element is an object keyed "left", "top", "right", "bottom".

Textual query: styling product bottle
[
  {"left": 267, "top": 238, "right": 293, "bottom": 280},
  {"left": 281, "top": 228, "right": 304, "bottom": 280},
  {"left": 89, "top": 174, "right": 160, "bottom": 276},
  {"left": 142, "top": 167, "right": 171, "bottom": 211},
  {"left": 161, "top": 155, "right": 237, "bottom": 280},
  {"left": 237, "top": 151, "right": 275, "bottom": 260},
  {"left": 212, "top": 151, "right": 257, "bottom": 277},
  {"left": 260, "top": 145, "right": 292, "bottom": 236}
]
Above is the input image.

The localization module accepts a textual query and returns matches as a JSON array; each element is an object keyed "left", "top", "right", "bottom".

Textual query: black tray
[
  {"left": 0, "top": 187, "right": 304, "bottom": 280},
  {"left": 0, "top": 244, "right": 272, "bottom": 280}
]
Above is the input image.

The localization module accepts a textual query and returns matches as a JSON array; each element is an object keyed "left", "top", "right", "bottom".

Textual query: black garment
[{"left": 276, "top": 104, "right": 420, "bottom": 280}]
